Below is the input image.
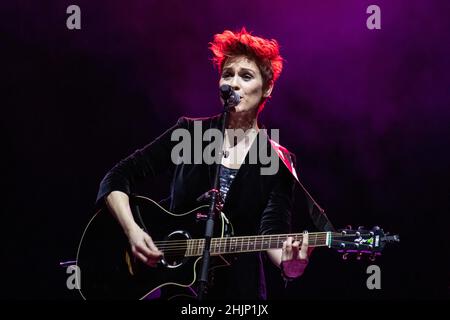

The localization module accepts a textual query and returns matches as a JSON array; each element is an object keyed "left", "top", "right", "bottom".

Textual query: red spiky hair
[{"left": 209, "top": 27, "right": 283, "bottom": 90}]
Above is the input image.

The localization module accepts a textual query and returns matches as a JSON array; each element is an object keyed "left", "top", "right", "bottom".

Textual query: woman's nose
[{"left": 230, "top": 75, "right": 240, "bottom": 90}]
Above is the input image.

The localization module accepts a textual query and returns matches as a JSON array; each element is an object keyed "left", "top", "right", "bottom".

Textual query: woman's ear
[{"left": 263, "top": 82, "right": 274, "bottom": 98}]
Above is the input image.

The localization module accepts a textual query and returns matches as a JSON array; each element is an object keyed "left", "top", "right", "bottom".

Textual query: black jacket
[{"left": 96, "top": 114, "right": 297, "bottom": 300}]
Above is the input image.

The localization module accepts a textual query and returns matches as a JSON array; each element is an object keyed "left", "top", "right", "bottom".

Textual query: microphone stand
[{"left": 197, "top": 101, "right": 233, "bottom": 301}]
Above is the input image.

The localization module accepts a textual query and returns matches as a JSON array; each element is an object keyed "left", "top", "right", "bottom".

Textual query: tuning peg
[
  {"left": 358, "top": 226, "right": 365, "bottom": 231},
  {"left": 372, "top": 226, "right": 380, "bottom": 231},
  {"left": 346, "top": 225, "right": 353, "bottom": 230}
]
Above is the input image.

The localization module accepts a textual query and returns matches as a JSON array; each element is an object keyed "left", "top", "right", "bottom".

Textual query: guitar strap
[{"left": 269, "top": 138, "right": 336, "bottom": 232}]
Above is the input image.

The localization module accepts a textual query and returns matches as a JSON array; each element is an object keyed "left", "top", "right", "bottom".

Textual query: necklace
[{"left": 221, "top": 129, "right": 258, "bottom": 164}]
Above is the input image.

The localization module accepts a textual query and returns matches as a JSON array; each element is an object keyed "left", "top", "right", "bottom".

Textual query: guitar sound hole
[{"left": 161, "top": 231, "right": 189, "bottom": 268}]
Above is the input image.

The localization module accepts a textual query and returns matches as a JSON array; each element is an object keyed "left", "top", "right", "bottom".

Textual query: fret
[
  {"left": 193, "top": 239, "right": 197, "bottom": 256},
  {"left": 198, "top": 239, "right": 203, "bottom": 256},
  {"left": 211, "top": 238, "right": 217, "bottom": 255},
  {"left": 263, "top": 236, "right": 269, "bottom": 250},
  {"left": 211, "top": 238, "right": 216, "bottom": 255},
  {"left": 246, "top": 237, "right": 250, "bottom": 252},
  {"left": 225, "top": 237, "right": 231, "bottom": 253},
  {"left": 215, "top": 238, "right": 220, "bottom": 255},
  {"left": 186, "top": 239, "right": 192, "bottom": 256},
  {"left": 190, "top": 239, "right": 195, "bottom": 256},
  {"left": 219, "top": 238, "right": 222, "bottom": 254},
  {"left": 231, "top": 238, "right": 236, "bottom": 252}
]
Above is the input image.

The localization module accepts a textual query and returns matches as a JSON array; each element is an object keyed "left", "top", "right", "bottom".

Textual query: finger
[
  {"left": 284, "top": 237, "right": 294, "bottom": 260},
  {"left": 287, "top": 236, "right": 293, "bottom": 246},
  {"left": 291, "top": 240, "right": 300, "bottom": 259},
  {"left": 134, "top": 248, "right": 160, "bottom": 267},
  {"left": 302, "top": 231, "right": 309, "bottom": 246},
  {"left": 285, "top": 236, "right": 293, "bottom": 252},
  {"left": 136, "top": 239, "right": 162, "bottom": 260},
  {"left": 299, "top": 231, "right": 309, "bottom": 260},
  {"left": 282, "top": 240, "right": 288, "bottom": 261},
  {"left": 133, "top": 250, "right": 148, "bottom": 264},
  {"left": 136, "top": 241, "right": 154, "bottom": 257},
  {"left": 144, "top": 235, "right": 163, "bottom": 255},
  {"left": 145, "top": 257, "right": 160, "bottom": 268},
  {"left": 138, "top": 246, "right": 162, "bottom": 260}
]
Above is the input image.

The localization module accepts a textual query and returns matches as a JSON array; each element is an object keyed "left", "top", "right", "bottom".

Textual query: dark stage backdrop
[{"left": 2, "top": 0, "right": 449, "bottom": 300}]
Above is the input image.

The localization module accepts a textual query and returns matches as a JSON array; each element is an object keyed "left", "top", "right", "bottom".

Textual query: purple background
[{"left": 2, "top": 0, "right": 449, "bottom": 300}]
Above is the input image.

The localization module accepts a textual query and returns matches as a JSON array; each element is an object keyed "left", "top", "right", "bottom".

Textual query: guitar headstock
[{"left": 331, "top": 226, "right": 400, "bottom": 261}]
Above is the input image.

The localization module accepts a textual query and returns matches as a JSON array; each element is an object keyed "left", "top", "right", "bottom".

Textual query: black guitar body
[{"left": 76, "top": 196, "right": 229, "bottom": 300}]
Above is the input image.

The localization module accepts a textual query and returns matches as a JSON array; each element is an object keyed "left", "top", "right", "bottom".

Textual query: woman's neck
[{"left": 227, "top": 109, "right": 259, "bottom": 131}]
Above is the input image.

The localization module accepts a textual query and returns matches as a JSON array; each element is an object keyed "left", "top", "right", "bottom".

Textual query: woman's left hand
[{"left": 280, "top": 231, "right": 312, "bottom": 279}]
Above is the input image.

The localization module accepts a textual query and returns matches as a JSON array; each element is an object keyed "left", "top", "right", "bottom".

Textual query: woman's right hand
[{"left": 126, "top": 224, "right": 163, "bottom": 267}]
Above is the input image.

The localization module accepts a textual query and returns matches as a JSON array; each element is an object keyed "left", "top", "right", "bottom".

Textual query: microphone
[{"left": 219, "top": 84, "right": 240, "bottom": 110}]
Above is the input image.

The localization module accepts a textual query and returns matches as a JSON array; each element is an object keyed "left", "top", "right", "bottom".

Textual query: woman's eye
[
  {"left": 242, "top": 74, "right": 253, "bottom": 80},
  {"left": 222, "top": 72, "right": 231, "bottom": 78}
]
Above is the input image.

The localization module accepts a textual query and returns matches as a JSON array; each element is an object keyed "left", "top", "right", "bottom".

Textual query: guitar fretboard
[{"left": 185, "top": 232, "right": 331, "bottom": 257}]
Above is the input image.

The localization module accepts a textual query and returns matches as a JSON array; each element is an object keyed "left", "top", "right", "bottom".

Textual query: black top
[
  {"left": 96, "top": 114, "right": 297, "bottom": 300},
  {"left": 219, "top": 164, "right": 239, "bottom": 202}
]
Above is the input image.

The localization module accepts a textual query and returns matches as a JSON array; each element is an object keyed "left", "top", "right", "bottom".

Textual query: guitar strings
[
  {"left": 156, "top": 238, "right": 375, "bottom": 256},
  {"left": 155, "top": 238, "right": 354, "bottom": 250},
  {"left": 152, "top": 234, "right": 355, "bottom": 248},
  {"left": 151, "top": 232, "right": 355, "bottom": 247},
  {"left": 151, "top": 233, "right": 362, "bottom": 253}
]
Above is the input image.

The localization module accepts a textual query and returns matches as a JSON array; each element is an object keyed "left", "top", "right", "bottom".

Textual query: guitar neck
[{"left": 185, "top": 232, "right": 332, "bottom": 257}]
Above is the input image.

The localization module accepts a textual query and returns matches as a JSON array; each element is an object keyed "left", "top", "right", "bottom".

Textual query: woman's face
[{"left": 219, "top": 56, "right": 272, "bottom": 113}]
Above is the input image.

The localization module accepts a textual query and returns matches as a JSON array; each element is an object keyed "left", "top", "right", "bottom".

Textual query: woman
[{"left": 96, "top": 28, "right": 311, "bottom": 300}]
